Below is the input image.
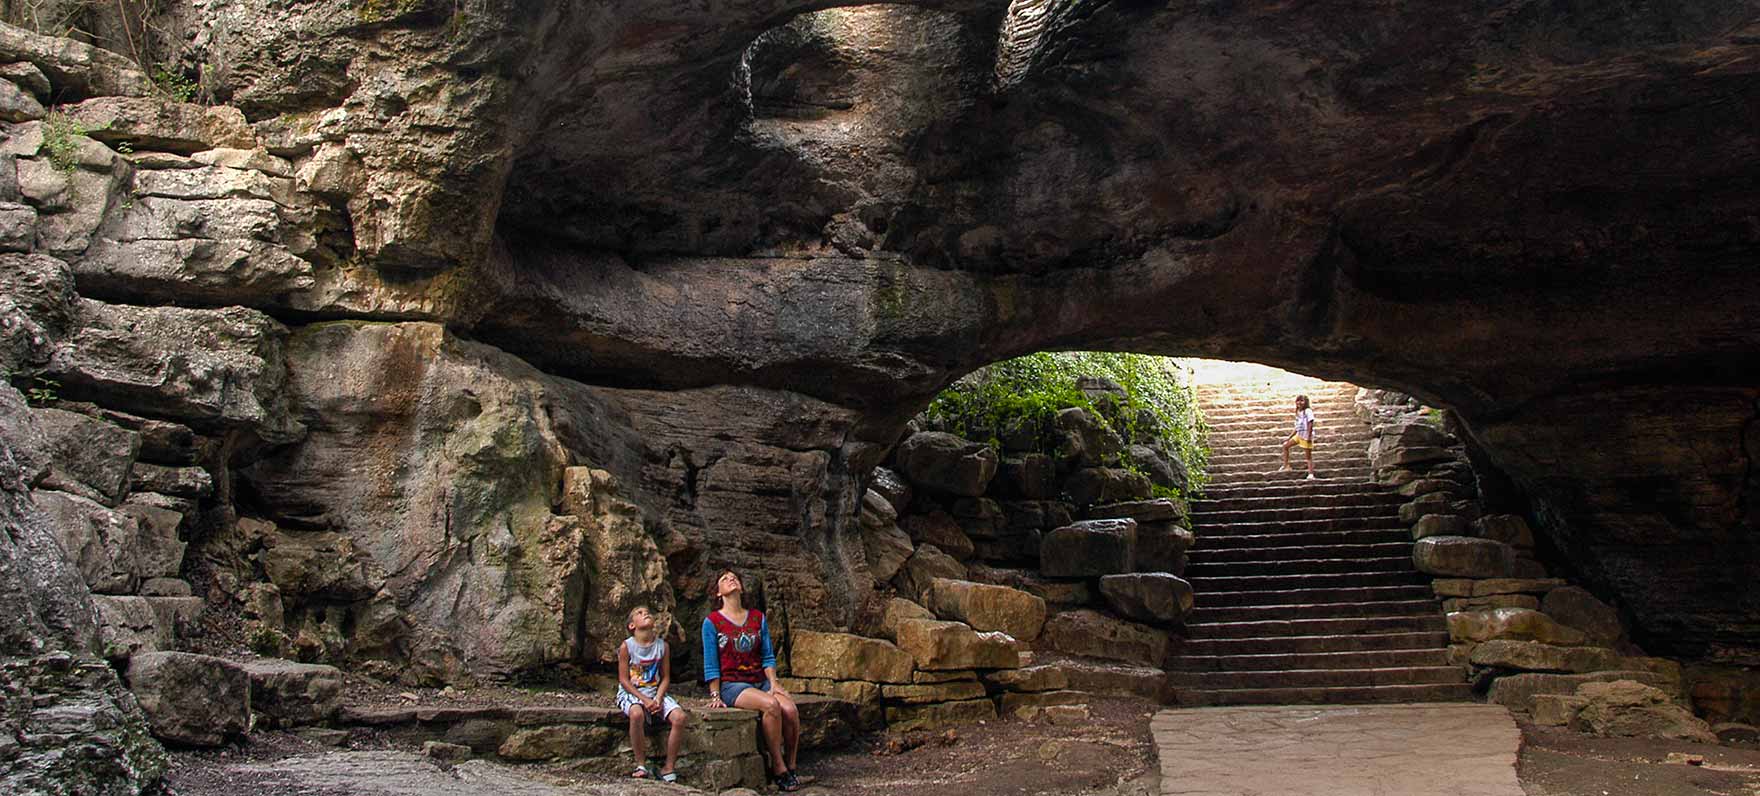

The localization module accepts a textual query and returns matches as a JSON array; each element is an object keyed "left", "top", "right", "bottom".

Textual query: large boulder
[
  {"left": 46, "top": 299, "right": 302, "bottom": 443},
  {"left": 1131, "top": 520, "right": 1194, "bottom": 574},
  {"left": 1487, "top": 670, "right": 1680, "bottom": 712},
  {"left": 1541, "top": 586, "right": 1624, "bottom": 645},
  {"left": 1467, "top": 640, "right": 1620, "bottom": 673},
  {"left": 892, "top": 618, "right": 1019, "bottom": 671},
  {"left": 862, "top": 518, "right": 914, "bottom": 584},
  {"left": 125, "top": 651, "right": 251, "bottom": 746},
  {"left": 1447, "top": 608, "right": 1589, "bottom": 646},
  {"left": 1061, "top": 467, "right": 1152, "bottom": 505},
  {"left": 894, "top": 543, "right": 968, "bottom": 601},
  {"left": 789, "top": 631, "right": 914, "bottom": 683},
  {"left": 879, "top": 597, "right": 936, "bottom": 641},
  {"left": 1570, "top": 680, "right": 1718, "bottom": 744},
  {"left": 1040, "top": 519, "right": 1136, "bottom": 578},
  {"left": 0, "top": 23, "right": 152, "bottom": 98},
  {"left": 1126, "top": 444, "right": 1188, "bottom": 493},
  {"left": 1413, "top": 535, "right": 1514, "bottom": 578},
  {"left": 1053, "top": 407, "right": 1123, "bottom": 467},
  {"left": 1039, "top": 609, "right": 1168, "bottom": 667},
  {"left": 997, "top": 454, "right": 1057, "bottom": 500},
  {"left": 62, "top": 97, "right": 256, "bottom": 155},
  {"left": 238, "top": 658, "right": 344, "bottom": 728},
  {"left": 92, "top": 595, "right": 203, "bottom": 659},
  {"left": 901, "top": 511, "right": 975, "bottom": 561},
  {"left": 31, "top": 408, "right": 138, "bottom": 505},
  {"left": 894, "top": 432, "right": 998, "bottom": 496},
  {"left": 868, "top": 467, "right": 912, "bottom": 514},
  {"left": 34, "top": 490, "right": 183, "bottom": 594},
  {"left": 1088, "top": 498, "right": 1187, "bottom": 524},
  {"left": 923, "top": 577, "right": 1047, "bottom": 641},
  {"left": 1098, "top": 573, "right": 1194, "bottom": 624},
  {"left": 0, "top": 252, "right": 78, "bottom": 375}
]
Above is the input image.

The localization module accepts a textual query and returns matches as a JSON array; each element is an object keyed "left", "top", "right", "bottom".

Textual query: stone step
[
  {"left": 1207, "top": 469, "right": 1374, "bottom": 486},
  {"left": 1196, "top": 528, "right": 1411, "bottom": 550},
  {"left": 1207, "top": 449, "right": 1371, "bottom": 467},
  {"left": 1175, "top": 630, "right": 1454, "bottom": 656},
  {"left": 1188, "top": 598, "right": 1442, "bottom": 624},
  {"left": 1202, "top": 411, "right": 1362, "bottom": 426},
  {"left": 1201, "top": 482, "right": 1394, "bottom": 501},
  {"left": 1185, "top": 614, "right": 1446, "bottom": 640},
  {"left": 1036, "top": 657, "right": 1168, "bottom": 701},
  {"left": 1205, "top": 430, "right": 1375, "bottom": 445},
  {"left": 1184, "top": 555, "right": 1415, "bottom": 578},
  {"left": 1197, "top": 584, "right": 1436, "bottom": 608},
  {"left": 1206, "top": 438, "right": 1373, "bottom": 456},
  {"left": 1165, "top": 666, "right": 1467, "bottom": 690},
  {"left": 1194, "top": 492, "right": 1402, "bottom": 513},
  {"left": 1185, "top": 570, "right": 1429, "bottom": 591},
  {"left": 1196, "top": 515, "right": 1406, "bottom": 535},
  {"left": 1193, "top": 541, "right": 1413, "bottom": 564},
  {"left": 1191, "top": 504, "right": 1400, "bottom": 524},
  {"left": 1206, "top": 458, "right": 1372, "bottom": 476},
  {"left": 1167, "top": 647, "right": 1454, "bottom": 672},
  {"left": 1168, "top": 682, "right": 1475, "bottom": 707}
]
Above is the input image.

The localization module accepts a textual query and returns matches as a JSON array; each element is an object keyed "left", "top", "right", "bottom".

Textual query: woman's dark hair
[{"left": 709, "top": 567, "right": 743, "bottom": 610}]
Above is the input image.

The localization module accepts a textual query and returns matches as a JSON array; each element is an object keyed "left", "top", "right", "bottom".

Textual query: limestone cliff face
[{"left": 0, "top": 0, "right": 1756, "bottom": 702}]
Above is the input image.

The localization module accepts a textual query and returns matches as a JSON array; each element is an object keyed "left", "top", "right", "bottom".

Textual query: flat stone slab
[
  {"left": 229, "top": 750, "right": 686, "bottom": 796},
  {"left": 1152, "top": 703, "right": 1522, "bottom": 796}
]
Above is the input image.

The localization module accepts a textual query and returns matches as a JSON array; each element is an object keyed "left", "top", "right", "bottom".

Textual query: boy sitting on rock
[{"left": 618, "top": 605, "right": 688, "bottom": 782}]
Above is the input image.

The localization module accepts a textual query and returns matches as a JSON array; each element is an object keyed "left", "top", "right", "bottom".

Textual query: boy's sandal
[
  {"left": 631, "top": 766, "right": 650, "bottom": 779},
  {"left": 660, "top": 771, "right": 679, "bottom": 783}
]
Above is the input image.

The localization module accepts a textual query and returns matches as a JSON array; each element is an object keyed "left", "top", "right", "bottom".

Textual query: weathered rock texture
[{"left": 0, "top": 0, "right": 1752, "bottom": 738}]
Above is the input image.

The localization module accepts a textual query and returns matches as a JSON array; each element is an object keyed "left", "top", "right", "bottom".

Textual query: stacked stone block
[{"left": 1356, "top": 390, "right": 1688, "bottom": 714}]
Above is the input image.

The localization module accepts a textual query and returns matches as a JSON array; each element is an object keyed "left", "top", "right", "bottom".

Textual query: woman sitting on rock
[{"left": 702, "top": 568, "right": 803, "bottom": 792}]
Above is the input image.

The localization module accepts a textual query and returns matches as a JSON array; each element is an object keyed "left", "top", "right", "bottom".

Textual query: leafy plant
[
  {"left": 41, "top": 110, "right": 96, "bottom": 173},
  {"left": 151, "top": 64, "right": 198, "bottom": 103},
  {"left": 25, "top": 376, "right": 59, "bottom": 405},
  {"left": 919, "top": 352, "right": 1211, "bottom": 498}
]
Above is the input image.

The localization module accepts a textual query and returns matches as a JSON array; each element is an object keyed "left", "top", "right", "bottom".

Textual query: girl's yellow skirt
[{"left": 1287, "top": 434, "right": 1313, "bottom": 450}]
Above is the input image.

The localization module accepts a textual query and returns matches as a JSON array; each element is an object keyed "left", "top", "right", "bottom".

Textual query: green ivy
[{"left": 919, "top": 352, "right": 1211, "bottom": 498}]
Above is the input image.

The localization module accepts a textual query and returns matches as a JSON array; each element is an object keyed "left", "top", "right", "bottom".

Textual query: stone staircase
[{"left": 1164, "top": 376, "right": 1472, "bottom": 706}]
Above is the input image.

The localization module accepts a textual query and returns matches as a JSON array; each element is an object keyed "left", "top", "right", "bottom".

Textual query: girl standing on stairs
[
  {"left": 1279, "top": 394, "right": 1317, "bottom": 479},
  {"left": 703, "top": 568, "right": 804, "bottom": 792}
]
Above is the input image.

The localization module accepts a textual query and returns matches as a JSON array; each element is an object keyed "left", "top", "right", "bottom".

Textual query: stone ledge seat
[{"left": 339, "top": 694, "right": 857, "bottom": 790}]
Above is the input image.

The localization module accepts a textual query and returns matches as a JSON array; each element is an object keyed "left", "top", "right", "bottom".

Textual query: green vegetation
[
  {"left": 24, "top": 376, "right": 60, "bottom": 405},
  {"left": 919, "top": 351, "right": 1210, "bottom": 498},
  {"left": 42, "top": 110, "right": 97, "bottom": 173},
  {"left": 151, "top": 64, "right": 198, "bottom": 103}
]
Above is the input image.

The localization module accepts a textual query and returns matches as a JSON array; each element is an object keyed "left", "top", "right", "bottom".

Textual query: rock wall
[{"left": 0, "top": 0, "right": 1755, "bottom": 728}]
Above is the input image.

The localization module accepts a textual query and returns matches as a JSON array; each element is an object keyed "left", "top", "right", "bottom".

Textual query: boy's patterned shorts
[{"left": 616, "top": 690, "right": 682, "bottom": 727}]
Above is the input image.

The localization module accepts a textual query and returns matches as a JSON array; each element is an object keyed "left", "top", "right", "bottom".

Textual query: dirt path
[
  {"left": 1518, "top": 721, "right": 1760, "bottom": 796},
  {"left": 165, "top": 695, "right": 1158, "bottom": 796}
]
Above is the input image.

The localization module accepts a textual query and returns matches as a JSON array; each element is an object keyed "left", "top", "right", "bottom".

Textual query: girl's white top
[{"left": 1294, "top": 408, "right": 1315, "bottom": 439}]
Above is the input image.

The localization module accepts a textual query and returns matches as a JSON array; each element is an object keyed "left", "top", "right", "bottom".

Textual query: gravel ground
[
  {"left": 164, "top": 694, "right": 1157, "bottom": 796},
  {"left": 1518, "top": 720, "right": 1760, "bottom": 796}
]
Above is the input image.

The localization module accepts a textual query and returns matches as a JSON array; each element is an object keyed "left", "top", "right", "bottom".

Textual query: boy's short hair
[{"left": 627, "top": 604, "right": 652, "bottom": 625}]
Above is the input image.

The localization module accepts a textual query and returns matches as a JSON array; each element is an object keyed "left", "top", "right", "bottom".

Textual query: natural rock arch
[{"left": 1, "top": 0, "right": 1754, "bottom": 680}]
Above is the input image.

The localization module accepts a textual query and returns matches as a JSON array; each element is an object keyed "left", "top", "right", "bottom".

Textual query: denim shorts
[{"left": 718, "top": 679, "right": 770, "bottom": 706}]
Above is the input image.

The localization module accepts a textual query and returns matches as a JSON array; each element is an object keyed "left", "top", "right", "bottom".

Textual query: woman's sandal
[{"left": 776, "top": 769, "right": 802, "bottom": 792}]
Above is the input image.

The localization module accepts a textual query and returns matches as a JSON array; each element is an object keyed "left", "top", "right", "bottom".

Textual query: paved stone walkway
[{"left": 1152, "top": 702, "right": 1525, "bottom": 795}]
